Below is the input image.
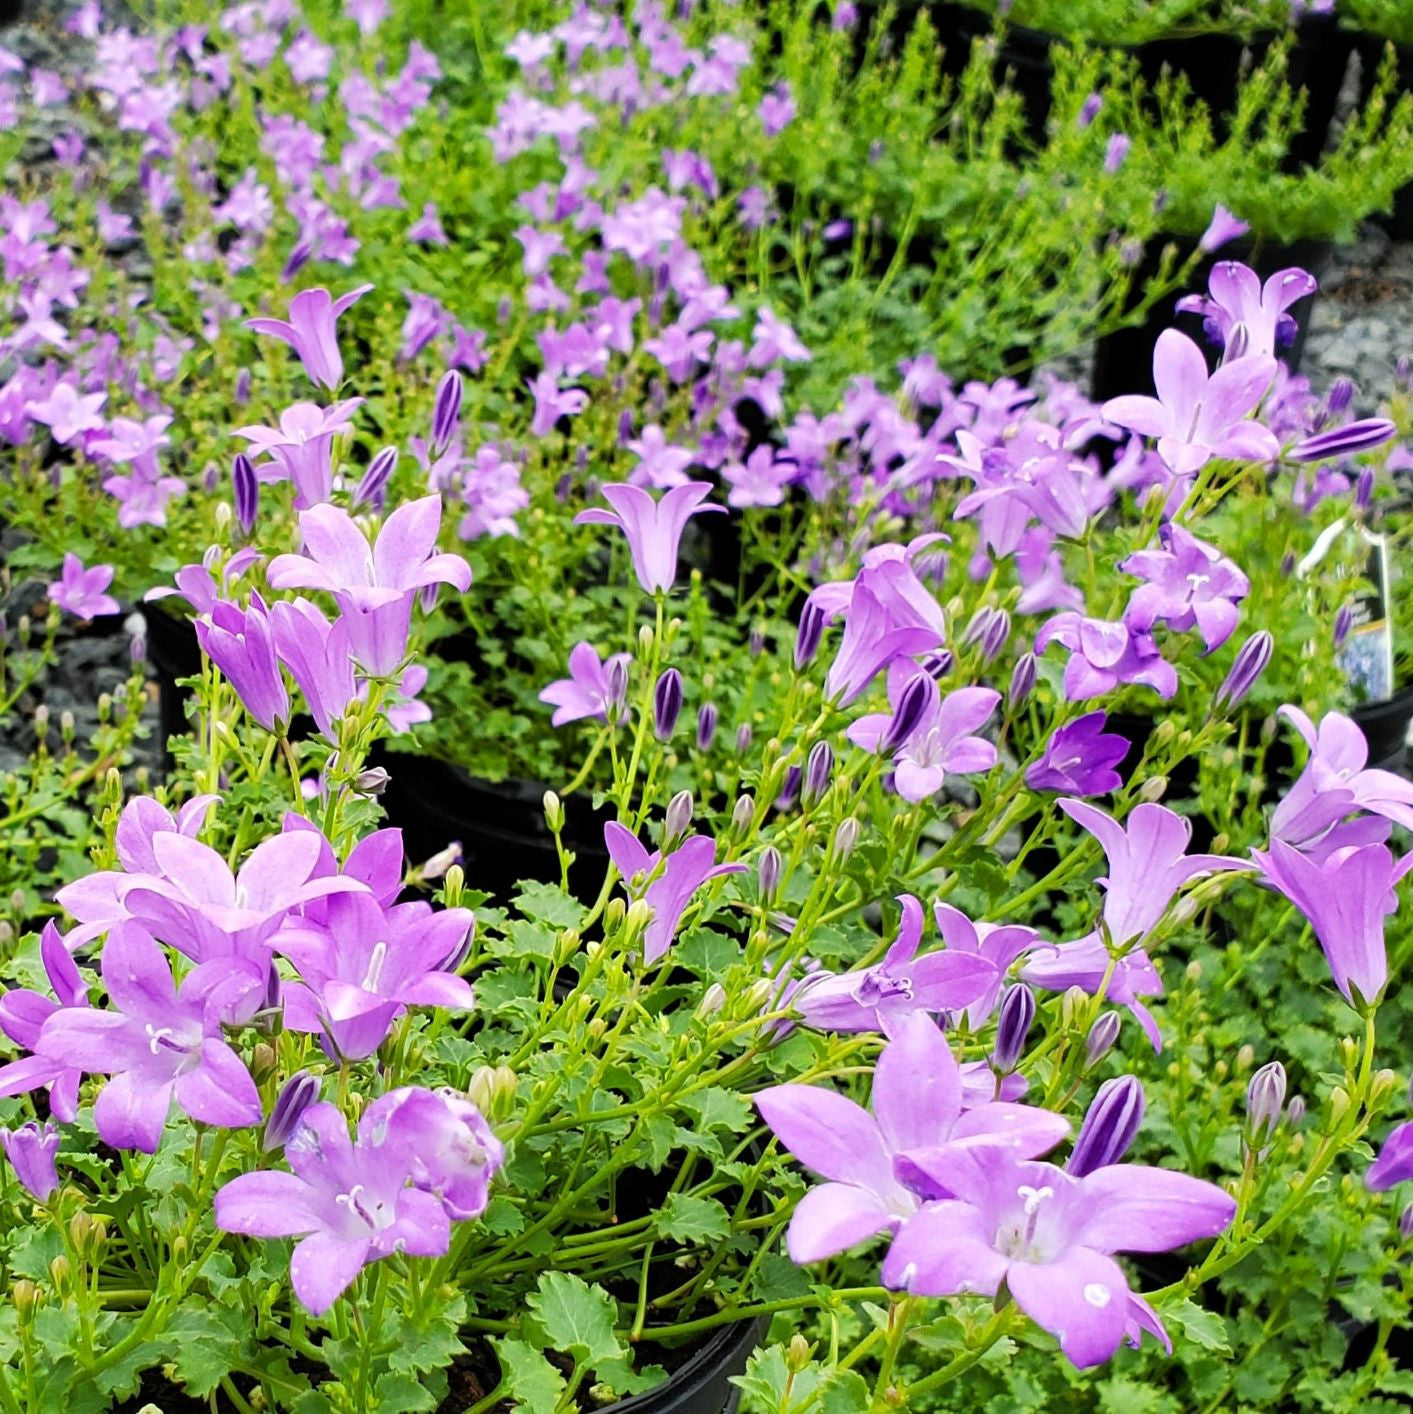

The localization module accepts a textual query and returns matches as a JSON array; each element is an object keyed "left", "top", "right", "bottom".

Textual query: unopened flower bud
[
  {"left": 664, "top": 790, "right": 693, "bottom": 844},
  {"left": 1138, "top": 775, "right": 1167, "bottom": 803},
  {"left": 802, "top": 740, "right": 833, "bottom": 805},
  {"left": 696, "top": 703, "right": 718, "bottom": 751},
  {"left": 1246, "top": 1061, "right": 1286, "bottom": 1152},
  {"left": 1401, "top": 1202, "right": 1413, "bottom": 1244},
  {"left": 1084, "top": 1010, "right": 1121, "bottom": 1068},
  {"left": 1291, "top": 418, "right": 1398, "bottom": 464},
  {"left": 1325, "top": 1084, "right": 1351, "bottom": 1129},
  {"left": 12, "top": 1281, "right": 39, "bottom": 1321},
  {"left": 992, "top": 984, "right": 1035, "bottom": 1074},
  {"left": 1286, "top": 1094, "right": 1306, "bottom": 1126},
  {"left": 263, "top": 1071, "right": 321, "bottom": 1151},
  {"left": 353, "top": 446, "right": 398, "bottom": 511},
  {"left": 794, "top": 600, "right": 826, "bottom": 670},
  {"left": 1235, "top": 1044, "right": 1254, "bottom": 1074},
  {"left": 758, "top": 846, "right": 782, "bottom": 904},
  {"left": 1068, "top": 1074, "right": 1145, "bottom": 1176},
  {"left": 749, "top": 626, "right": 766, "bottom": 658},
  {"left": 543, "top": 791, "right": 565, "bottom": 834},
  {"left": 1373, "top": 1069, "right": 1401, "bottom": 1106},
  {"left": 1214, "top": 631, "right": 1273, "bottom": 713},
  {"left": 775, "top": 766, "right": 802, "bottom": 811},
  {"left": 732, "top": 794, "right": 756, "bottom": 835},
  {"left": 232, "top": 453, "right": 258, "bottom": 535},
  {"left": 1334, "top": 603, "right": 1354, "bottom": 649},
  {"left": 980, "top": 608, "right": 1011, "bottom": 663},
  {"left": 832, "top": 818, "right": 860, "bottom": 859},
  {"left": 1356, "top": 466, "right": 1375, "bottom": 513},
  {"left": 355, "top": 766, "right": 390, "bottom": 797},
  {"left": 1009, "top": 652, "right": 1036, "bottom": 708},
  {"left": 735, "top": 723, "right": 753, "bottom": 756},
  {"left": 881, "top": 672, "right": 936, "bottom": 755},
  {"left": 696, "top": 982, "right": 727, "bottom": 1017},
  {"left": 1060, "top": 985, "right": 1088, "bottom": 1029},
  {"left": 787, "top": 1333, "right": 812, "bottom": 1373},
  {"left": 431, "top": 369, "right": 463, "bottom": 455}
]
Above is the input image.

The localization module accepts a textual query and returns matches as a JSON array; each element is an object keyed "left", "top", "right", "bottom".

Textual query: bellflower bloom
[
  {"left": 538, "top": 642, "right": 631, "bottom": 726},
  {"left": 1368, "top": 1122, "right": 1413, "bottom": 1191},
  {"left": 1252, "top": 839, "right": 1408, "bottom": 1008},
  {"left": 1121, "top": 524, "right": 1250, "bottom": 652},
  {"left": 0, "top": 1122, "right": 60, "bottom": 1202},
  {"left": 574, "top": 481, "right": 724, "bottom": 596},
  {"left": 214, "top": 1099, "right": 451, "bottom": 1315},
  {"left": 933, "top": 903, "right": 1046, "bottom": 1028},
  {"left": 756, "top": 1013, "right": 1069, "bottom": 1263},
  {"left": 196, "top": 598, "right": 290, "bottom": 732},
  {"left": 793, "top": 895, "right": 992, "bottom": 1032},
  {"left": 1175, "top": 262, "right": 1318, "bottom": 359},
  {"left": 824, "top": 585, "right": 943, "bottom": 706},
  {"left": 883, "top": 1146, "right": 1234, "bottom": 1367},
  {"left": 1198, "top": 204, "right": 1250, "bottom": 254},
  {"left": 0, "top": 921, "right": 90, "bottom": 1120},
  {"left": 47, "top": 553, "right": 119, "bottom": 620},
  {"left": 268, "top": 497, "right": 472, "bottom": 675},
  {"left": 1102, "top": 330, "right": 1278, "bottom": 476},
  {"left": 233, "top": 399, "right": 363, "bottom": 509},
  {"left": 270, "top": 598, "right": 361, "bottom": 738},
  {"left": 604, "top": 822, "right": 745, "bottom": 965},
  {"left": 1034, "top": 614, "right": 1178, "bottom": 701},
  {"left": 36, "top": 923, "right": 263, "bottom": 1152},
  {"left": 1026, "top": 712, "right": 1128, "bottom": 796},
  {"left": 246, "top": 283, "right": 373, "bottom": 390}
]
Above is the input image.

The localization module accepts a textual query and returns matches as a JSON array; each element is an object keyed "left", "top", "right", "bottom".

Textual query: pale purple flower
[
  {"left": 0, "top": 922, "right": 90, "bottom": 1120},
  {"left": 196, "top": 599, "right": 290, "bottom": 732},
  {"left": 756, "top": 1013, "right": 1069, "bottom": 1263},
  {"left": 932, "top": 904, "right": 1046, "bottom": 1028},
  {"left": 1033, "top": 614, "right": 1178, "bottom": 701},
  {"left": 748, "top": 307, "right": 811, "bottom": 368},
  {"left": 0, "top": 1122, "right": 60, "bottom": 1202},
  {"left": 604, "top": 822, "right": 745, "bottom": 964},
  {"left": 1078, "top": 93, "right": 1102, "bottom": 126},
  {"left": 268, "top": 497, "right": 471, "bottom": 675},
  {"left": 723, "top": 446, "right": 793, "bottom": 508},
  {"left": 1102, "top": 330, "right": 1278, "bottom": 477},
  {"left": 528, "top": 371, "right": 590, "bottom": 436},
  {"left": 232, "top": 399, "right": 363, "bottom": 509},
  {"left": 574, "top": 481, "right": 725, "bottom": 596},
  {"left": 539, "top": 642, "right": 631, "bottom": 726},
  {"left": 883, "top": 1146, "right": 1233, "bottom": 1367},
  {"left": 1121, "top": 523, "right": 1250, "bottom": 652},
  {"left": 793, "top": 896, "right": 993, "bottom": 1032},
  {"left": 215, "top": 1099, "right": 450, "bottom": 1315},
  {"left": 758, "top": 84, "right": 796, "bottom": 136},
  {"left": 47, "top": 553, "right": 119, "bottom": 620},
  {"left": 1175, "top": 262, "right": 1317, "bottom": 359},
  {"left": 1103, "top": 134, "right": 1130, "bottom": 172},
  {"left": 25, "top": 381, "right": 106, "bottom": 444},
  {"left": 269, "top": 598, "right": 360, "bottom": 739},
  {"left": 1252, "top": 840, "right": 1408, "bottom": 1009},
  {"left": 103, "top": 472, "right": 188, "bottom": 529},
  {"left": 1368, "top": 1122, "right": 1413, "bottom": 1191},
  {"left": 1026, "top": 712, "right": 1128, "bottom": 796},
  {"left": 35, "top": 923, "right": 262, "bottom": 1153},
  {"left": 408, "top": 203, "right": 449, "bottom": 245},
  {"left": 1198, "top": 204, "right": 1250, "bottom": 254},
  {"left": 627, "top": 425, "right": 695, "bottom": 489},
  {"left": 246, "top": 284, "right": 373, "bottom": 390}
]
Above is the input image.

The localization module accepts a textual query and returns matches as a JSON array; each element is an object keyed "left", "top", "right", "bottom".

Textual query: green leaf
[
  {"left": 1163, "top": 1297, "right": 1233, "bottom": 1358},
  {"left": 493, "top": 1336, "right": 566, "bottom": 1413},
  {"left": 594, "top": 1357, "right": 668, "bottom": 1397},
  {"left": 751, "top": 1253, "right": 812, "bottom": 1304},
  {"left": 526, "top": 1272, "right": 624, "bottom": 1368},
  {"left": 384, "top": 1297, "right": 468, "bottom": 1376},
  {"left": 165, "top": 1306, "right": 252, "bottom": 1398},
  {"left": 513, "top": 880, "right": 586, "bottom": 930},
  {"left": 374, "top": 1371, "right": 438, "bottom": 1411},
  {"left": 680, "top": 1086, "right": 753, "bottom": 1136},
  {"left": 820, "top": 1369, "right": 872, "bottom": 1413},
  {"left": 655, "top": 1192, "right": 732, "bottom": 1245}
]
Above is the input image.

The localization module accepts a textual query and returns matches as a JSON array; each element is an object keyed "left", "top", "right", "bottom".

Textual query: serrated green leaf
[
  {"left": 513, "top": 880, "right": 586, "bottom": 930},
  {"left": 656, "top": 1192, "right": 732, "bottom": 1245},
  {"left": 680, "top": 1086, "right": 753, "bottom": 1135},
  {"left": 820, "top": 1369, "right": 872, "bottom": 1413},
  {"left": 527, "top": 1272, "right": 624, "bottom": 1368},
  {"left": 374, "top": 1371, "right": 438, "bottom": 1410},
  {"left": 493, "top": 1335, "right": 566, "bottom": 1413},
  {"left": 1164, "top": 1297, "right": 1233, "bottom": 1358}
]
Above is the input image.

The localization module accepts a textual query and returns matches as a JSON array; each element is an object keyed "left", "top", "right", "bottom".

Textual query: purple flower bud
[
  {"left": 881, "top": 672, "right": 937, "bottom": 755},
  {"left": 262, "top": 1071, "right": 321, "bottom": 1151},
  {"left": 832, "top": 817, "right": 860, "bottom": 858},
  {"left": 802, "top": 740, "right": 833, "bottom": 806},
  {"left": 776, "top": 765, "right": 802, "bottom": 812},
  {"left": 1334, "top": 603, "right": 1354, "bottom": 648},
  {"left": 1009, "top": 652, "right": 1037, "bottom": 708},
  {"left": 0, "top": 1121, "right": 60, "bottom": 1202},
  {"left": 653, "top": 668, "right": 683, "bottom": 741},
  {"left": 356, "top": 766, "right": 391, "bottom": 797},
  {"left": 750, "top": 626, "right": 766, "bottom": 658},
  {"left": 232, "top": 452, "right": 258, "bottom": 535},
  {"left": 732, "top": 794, "right": 755, "bottom": 834},
  {"left": 758, "top": 846, "right": 782, "bottom": 903},
  {"left": 1078, "top": 92, "right": 1102, "bottom": 127},
  {"left": 440, "top": 917, "right": 478, "bottom": 974},
  {"left": 1084, "top": 1010, "right": 1121, "bottom": 1067},
  {"left": 1222, "top": 322, "right": 1250, "bottom": 364},
  {"left": 921, "top": 648, "right": 954, "bottom": 680},
  {"left": 1290, "top": 419, "right": 1398, "bottom": 463},
  {"left": 736, "top": 723, "right": 753, "bottom": 756},
  {"left": 617, "top": 408, "right": 634, "bottom": 446},
  {"left": 1280, "top": 551, "right": 1296, "bottom": 578},
  {"left": 960, "top": 606, "right": 994, "bottom": 649},
  {"left": 794, "top": 600, "right": 825, "bottom": 670},
  {"left": 130, "top": 631, "right": 147, "bottom": 666},
  {"left": 1103, "top": 132, "right": 1130, "bottom": 173},
  {"left": 282, "top": 239, "right": 313, "bottom": 280},
  {"left": 1356, "top": 466, "right": 1375, "bottom": 513},
  {"left": 664, "top": 789, "right": 694, "bottom": 843},
  {"left": 1068, "top": 1075, "right": 1145, "bottom": 1176},
  {"left": 353, "top": 446, "right": 398, "bottom": 511},
  {"left": 1401, "top": 1202, "right": 1413, "bottom": 1243},
  {"left": 1327, "top": 377, "right": 1356, "bottom": 416},
  {"left": 431, "top": 369, "right": 463, "bottom": 455},
  {"left": 1246, "top": 1061, "right": 1287, "bottom": 1149},
  {"left": 992, "top": 984, "right": 1035, "bottom": 1074},
  {"left": 696, "top": 702, "right": 718, "bottom": 751},
  {"left": 1286, "top": 1095, "right": 1306, "bottom": 1127},
  {"left": 1214, "top": 630, "right": 1273, "bottom": 712},
  {"left": 980, "top": 608, "right": 1011, "bottom": 663},
  {"left": 234, "top": 367, "right": 252, "bottom": 405}
]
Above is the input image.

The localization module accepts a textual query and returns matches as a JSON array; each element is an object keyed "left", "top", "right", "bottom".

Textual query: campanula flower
[
  {"left": 1368, "top": 1122, "right": 1413, "bottom": 1191},
  {"left": 824, "top": 585, "right": 942, "bottom": 706},
  {"left": 1025, "top": 712, "right": 1128, "bottom": 796},
  {"left": 574, "top": 481, "right": 725, "bottom": 596},
  {"left": 0, "top": 922, "right": 90, "bottom": 1120},
  {"left": 1198, "top": 204, "right": 1249, "bottom": 254},
  {"left": 269, "top": 598, "right": 360, "bottom": 738},
  {"left": 246, "top": 283, "right": 372, "bottom": 390},
  {"left": 756, "top": 1013, "right": 1069, "bottom": 1263},
  {"left": 932, "top": 903, "right": 1046, "bottom": 1028},
  {"left": 196, "top": 597, "right": 290, "bottom": 732},
  {"left": 793, "top": 895, "right": 992, "bottom": 1032},
  {"left": 232, "top": 399, "right": 364, "bottom": 509},
  {"left": 1033, "top": 613, "right": 1178, "bottom": 701},
  {"left": 47, "top": 553, "right": 119, "bottom": 620},
  {"left": 883, "top": 1146, "right": 1234, "bottom": 1367},
  {"left": 538, "top": 641, "right": 631, "bottom": 726},
  {"left": 1175, "top": 262, "right": 1317, "bottom": 359},
  {"left": 0, "top": 1122, "right": 60, "bottom": 1202},
  {"left": 1121, "top": 523, "right": 1250, "bottom": 652}
]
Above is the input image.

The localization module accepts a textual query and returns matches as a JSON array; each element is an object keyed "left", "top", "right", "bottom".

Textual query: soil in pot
[{"left": 1089, "top": 234, "right": 1332, "bottom": 405}]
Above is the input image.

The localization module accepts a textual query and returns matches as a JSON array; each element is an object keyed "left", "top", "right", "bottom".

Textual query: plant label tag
[{"left": 1336, "top": 530, "right": 1394, "bottom": 703}]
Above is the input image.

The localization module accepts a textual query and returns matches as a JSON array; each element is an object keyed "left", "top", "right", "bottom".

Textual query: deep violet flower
[
  {"left": 0, "top": 1122, "right": 60, "bottom": 1201},
  {"left": 1102, "top": 330, "right": 1278, "bottom": 477},
  {"left": 1121, "top": 523, "right": 1250, "bottom": 652},
  {"left": 574, "top": 482, "right": 725, "bottom": 596},
  {"left": 246, "top": 283, "right": 373, "bottom": 390},
  {"left": 1026, "top": 712, "right": 1128, "bottom": 796},
  {"left": 47, "top": 553, "right": 119, "bottom": 620},
  {"left": 214, "top": 1099, "right": 451, "bottom": 1315},
  {"left": 793, "top": 896, "right": 992, "bottom": 1032},
  {"left": 267, "top": 497, "right": 472, "bottom": 675},
  {"left": 0, "top": 921, "right": 89, "bottom": 1120},
  {"left": 1033, "top": 614, "right": 1177, "bottom": 701},
  {"left": 538, "top": 642, "right": 631, "bottom": 726},
  {"left": 36, "top": 923, "right": 263, "bottom": 1152},
  {"left": 882, "top": 1146, "right": 1234, "bottom": 1368},
  {"left": 1067, "top": 1075, "right": 1145, "bottom": 1176},
  {"left": 604, "top": 822, "right": 745, "bottom": 964},
  {"left": 755, "top": 1012, "right": 1069, "bottom": 1263}
]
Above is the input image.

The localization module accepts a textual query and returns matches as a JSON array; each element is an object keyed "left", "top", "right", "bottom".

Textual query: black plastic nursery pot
[
  {"left": 611, "top": 1315, "right": 769, "bottom": 1414},
  {"left": 1351, "top": 683, "right": 1413, "bottom": 774},
  {"left": 144, "top": 604, "right": 204, "bottom": 771},
  {"left": 1088, "top": 233, "right": 1333, "bottom": 405},
  {"left": 0, "top": 0, "right": 21, "bottom": 28},
  {"left": 373, "top": 746, "right": 613, "bottom": 904}
]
